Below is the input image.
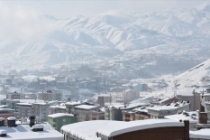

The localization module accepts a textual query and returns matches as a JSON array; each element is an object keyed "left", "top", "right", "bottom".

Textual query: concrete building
[
  {"left": 16, "top": 100, "right": 57, "bottom": 121},
  {"left": 32, "top": 101, "right": 57, "bottom": 122},
  {"left": 122, "top": 111, "right": 135, "bottom": 121},
  {"left": 97, "top": 94, "right": 112, "bottom": 106},
  {"left": 0, "top": 120, "right": 63, "bottom": 140},
  {"left": 6, "top": 92, "right": 20, "bottom": 100},
  {"left": 5, "top": 92, "right": 36, "bottom": 100},
  {"left": 0, "top": 99, "right": 20, "bottom": 111},
  {"left": 116, "top": 89, "right": 139, "bottom": 103},
  {"left": 61, "top": 119, "right": 190, "bottom": 140},
  {"left": 205, "top": 101, "right": 210, "bottom": 121},
  {"left": 16, "top": 103, "right": 33, "bottom": 119},
  {"left": 74, "top": 104, "right": 100, "bottom": 122},
  {"left": 177, "top": 91, "right": 210, "bottom": 111},
  {"left": 89, "top": 110, "right": 105, "bottom": 120},
  {"left": 0, "top": 108, "right": 15, "bottom": 119},
  {"left": 48, "top": 113, "right": 77, "bottom": 132},
  {"left": 133, "top": 107, "right": 150, "bottom": 120},
  {"left": 148, "top": 101, "right": 190, "bottom": 119},
  {"left": 38, "top": 90, "right": 62, "bottom": 101},
  {"left": 65, "top": 101, "right": 83, "bottom": 114},
  {"left": 49, "top": 104, "right": 66, "bottom": 115},
  {"left": 105, "top": 103, "right": 148, "bottom": 121}
]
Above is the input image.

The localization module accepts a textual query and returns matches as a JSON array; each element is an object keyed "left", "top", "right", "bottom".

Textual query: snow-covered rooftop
[
  {"left": 61, "top": 119, "right": 184, "bottom": 140},
  {"left": 65, "top": 101, "right": 83, "bottom": 106},
  {"left": 16, "top": 102, "right": 32, "bottom": 106},
  {"left": 48, "top": 113, "right": 74, "bottom": 118},
  {"left": 133, "top": 107, "right": 148, "bottom": 113},
  {"left": 148, "top": 101, "right": 189, "bottom": 111},
  {"left": 105, "top": 103, "right": 148, "bottom": 110},
  {"left": 190, "top": 129, "right": 210, "bottom": 139},
  {"left": 165, "top": 111, "right": 198, "bottom": 123},
  {"left": 49, "top": 105, "right": 66, "bottom": 109},
  {"left": 75, "top": 104, "right": 99, "bottom": 110},
  {"left": 0, "top": 123, "right": 63, "bottom": 140}
]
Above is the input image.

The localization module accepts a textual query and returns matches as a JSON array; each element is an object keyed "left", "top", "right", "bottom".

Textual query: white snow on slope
[
  {"left": 1, "top": 3, "right": 210, "bottom": 68},
  {"left": 175, "top": 59, "right": 210, "bottom": 88}
]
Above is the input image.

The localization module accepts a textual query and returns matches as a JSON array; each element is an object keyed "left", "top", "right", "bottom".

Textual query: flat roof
[
  {"left": 190, "top": 129, "right": 210, "bottom": 139},
  {"left": 106, "top": 103, "right": 148, "bottom": 110},
  {"left": 48, "top": 113, "right": 74, "bottom": 118},
  {"left": 75, "top": 105, "right": 99, "bottom": 110},
  {"left": 65, "top": 101, "right": 83, "bottom": 106},
  {"left": 16, "top": 102, "right": 32, "bottom": 106},
  {"left": 61, "top": 119, "right": 184, "bottom": 140},
  {"left": 0, "top": 123, "right": 63, "bottom": 140},
  {"left": 165, "top": 111, "right": 198, "bottom": 123},
  {"left": 49, "top": 105, "right": 66, "bottom": 109},
  {"left": 148, "top": 101, "right": 189, "bottom": 111}
]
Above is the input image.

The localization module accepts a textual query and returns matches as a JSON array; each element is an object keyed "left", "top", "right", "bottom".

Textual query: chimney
[
  {"left": 199, "top": 94, "right": 208, "bottom": 124},
  {"left": 183, "top": 120, "right": 190, "bottom": 140},
  {"left": 29, "top": 116, "right": 36, "bottom": 127},
  {"left": 7, "top": 117, "right": 16, "bottom": 127},
  {"left": 0, "top": 117, "right": 5, "bottom": 126}
]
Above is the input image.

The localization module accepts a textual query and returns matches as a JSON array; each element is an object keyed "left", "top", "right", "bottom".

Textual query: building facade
[
  {"left": 38, "top": 90, "right": 62, "bottom": 101},
  {"left": 61, "top": 119, "right": 190, "bottom": 140},
  {"left": 48, "top": 113, "right": 77, "bottom": 132},
  {"left": 148, "top": 101, "right": 190, "bottom": 119},
  {"left": 89, "top": 110, "right": 104, "bottom": 120}
]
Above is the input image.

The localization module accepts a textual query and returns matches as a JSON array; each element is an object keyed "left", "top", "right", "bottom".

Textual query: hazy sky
[
  {"left": 0, "top": 0, "right": 208, "bottom": 42},
  {"left": 1, "top": 0, "right": 208, "bottom": 19}
]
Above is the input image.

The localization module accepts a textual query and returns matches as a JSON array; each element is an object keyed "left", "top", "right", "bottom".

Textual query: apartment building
[
  {"left": 6, "top": 92, "right": 20, "bottom": 100},
  {"left": 33, "top": 101, "right": 57, "bottom": 122},
  {"left": 133, "top": 107, "right": 150, "bottom": 120},
  {"left": 205, "top": 101, "right": 210, "bottom": 121},
  {"left": 122, "top": 111, "right": 135, "bottom": 121},
  {"left": 74, "top": 104, "right": 100, "bottom": 122},
  {"left": 177, "top": 91, "right": 210, "bottom": 111},
  {"left": 16, "top": 100, "right": 57, "bottom": 121},
  {"left": 148, "top": 101, "right": 190, "bottom": 119},
  {"left": 89, "top": 109, "right": 105, "bottom": 120},
  {"left": 48, "top": 113, "right": 77, "bottom": 131},
  {"left": 16, "top": 102, "right": 33, "bottom": 119},
  {"left": 0, "top": 99, "right": 20, "bottom": 111},
  {"left": 98, "top": 93, "right": 117, "bottom": 106},
  {"left": 38, "top": 90, "right": 62, "bottom": 101},
  {"left": 65, "top": 101, "right": 83, "bottom": 114},
  {"left": 0, "top": 108, "right": 15, "bottom": 119},
  {"left": 49, "top": 104, "right": 66, "bottom": 115},
  {"left": 105, "top": 103, "right": 147, "bottom": 121},
  {"left": 116, "top": 89, "right": 139, "bottom": 103}
]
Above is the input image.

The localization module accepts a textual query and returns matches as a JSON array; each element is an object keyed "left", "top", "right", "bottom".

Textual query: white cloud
[{"left": 0, "top": 1, "right": 57, "bottom": 43}]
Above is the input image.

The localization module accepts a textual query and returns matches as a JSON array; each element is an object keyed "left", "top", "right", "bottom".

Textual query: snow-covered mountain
[
  {"left": 175, "top": 59, "right": 210, "bottom": 89},
  {"left": 1, "top": 2, "right": 210, "bottom": 69}
]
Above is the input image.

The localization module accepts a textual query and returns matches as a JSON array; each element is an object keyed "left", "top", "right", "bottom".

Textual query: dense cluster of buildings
[{"left": 1, "top": 86, "right": 210, "bottom": 139}]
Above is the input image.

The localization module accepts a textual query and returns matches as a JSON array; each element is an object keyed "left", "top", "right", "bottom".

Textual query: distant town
[{"left": 0, "top": 63, "right": 210, "bottom": 139}]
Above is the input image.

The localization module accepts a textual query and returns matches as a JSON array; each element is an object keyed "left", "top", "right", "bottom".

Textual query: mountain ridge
[{"left": 1, "top": 5, "right": 210, "bottom": 69}]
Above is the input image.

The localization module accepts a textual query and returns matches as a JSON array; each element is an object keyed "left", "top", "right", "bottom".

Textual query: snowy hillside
[
  {"left": 145, "top": 59, "right": 210, "bottom": 99},
  {"left": 1, "top": 2, "right": 210, "bottom": 68},
  {"left": 175, "top": 59, "right": 210, "bottom": 89}
]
